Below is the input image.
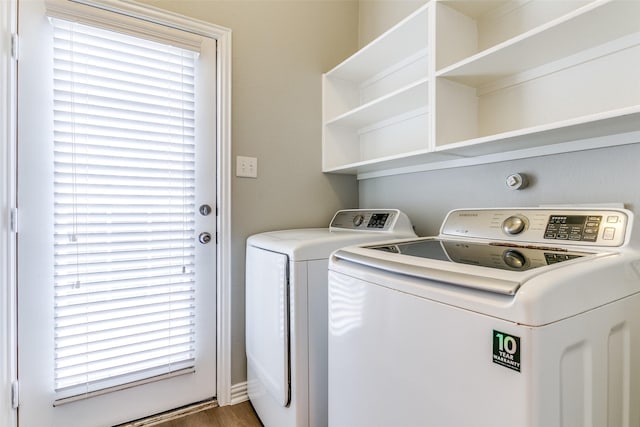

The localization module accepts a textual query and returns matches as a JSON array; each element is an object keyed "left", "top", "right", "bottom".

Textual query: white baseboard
[{"left": 229, "top": 381, "right": 249, "bottom": 405}]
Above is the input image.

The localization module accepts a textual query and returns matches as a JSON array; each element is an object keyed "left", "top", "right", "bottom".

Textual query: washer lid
[
  {"left": 371, "top": 238, "right": 594, "bottom": 272},
  {"left": 333, "top": 238, "right": 610, "bottom": 295}
]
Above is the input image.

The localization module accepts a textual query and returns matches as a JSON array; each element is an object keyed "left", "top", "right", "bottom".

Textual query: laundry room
[{"left": 2, "top": 1, "right": 640, "bottom": 426}]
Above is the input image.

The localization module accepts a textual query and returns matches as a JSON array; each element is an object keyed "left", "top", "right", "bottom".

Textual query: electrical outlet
[{"left": 236, "top": 156, "right": 258, "bottom": 178}]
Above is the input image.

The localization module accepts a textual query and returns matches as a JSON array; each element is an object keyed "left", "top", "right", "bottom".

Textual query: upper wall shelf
[
  {"left": 325, "top": 79, "right": 428, "bottom": 130},
  {"left": 437, "top": 0, "right": 640, "bottom": 88},
  {"left": 325, "top": 7, "right": 428, "bottom": 83},
  {"left": 322, "top": 0, "right": 640, "bottom": 179}
]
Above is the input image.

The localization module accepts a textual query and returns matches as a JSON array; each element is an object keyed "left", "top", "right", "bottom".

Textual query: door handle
[{"left": 199, "top": 232, "right": 212, "bottom": 244}]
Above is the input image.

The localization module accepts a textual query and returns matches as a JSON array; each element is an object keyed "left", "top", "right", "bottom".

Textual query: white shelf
[
  {"left": 357, "top": 129, "right": 640, "bottom": 180},
  {"left": 326, "top": 6, "right": 429, "bottom": 83},
  {"left": 322, "top": 3, "right": 430, "bottom": 172},
  {"left": 325, "top": 79, "right": 428, "bottom": 130},
  {"left": 437, "top": 0, "right": 640, "bottom": 88},
  {"left": 436, "top": 106, "right": 640, "bottom": 157},
  {"left": 322, "top": 0, "right": 640, "bottom": 178},
  {"left": 326, "top": 106, "right": 640, "bottom": 177},
  {"left": 323, "top": 148, "right": 461, "bottom": 176}
]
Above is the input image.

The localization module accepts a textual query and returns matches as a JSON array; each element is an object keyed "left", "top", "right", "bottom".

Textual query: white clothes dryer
[
  {"left": 328, "top": 207, "right": 640, "bottom": 427},
  {"left": 246, "top": 209, "right": 416, "bottom": 427}
]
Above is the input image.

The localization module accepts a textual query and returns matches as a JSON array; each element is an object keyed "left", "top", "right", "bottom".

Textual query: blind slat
[
  {"left": 56, "top": 317, "right": 194, "bottom": 343},
  {"left": 52, "top": 17, "right": 198, "bottom": 400},
  {"left": 55, "top": 302, "right": 195, "bottom": 329}
]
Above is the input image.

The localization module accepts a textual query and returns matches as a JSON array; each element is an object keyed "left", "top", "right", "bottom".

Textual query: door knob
[{"left": 199, "top": 232, "right": 212, "bottom": 244}]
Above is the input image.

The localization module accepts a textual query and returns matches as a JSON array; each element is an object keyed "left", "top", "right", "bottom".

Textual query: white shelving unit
[
  {"left": 322, "top": 0, "right": 640, "bottom": 178},
  {"left": 322, "top": 5, "right": 430, "bottom": 173}
]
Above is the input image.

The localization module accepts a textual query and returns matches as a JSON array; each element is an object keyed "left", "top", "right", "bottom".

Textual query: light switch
[{"left": 236, "top": 156, "right": 258, "bottom": 178}]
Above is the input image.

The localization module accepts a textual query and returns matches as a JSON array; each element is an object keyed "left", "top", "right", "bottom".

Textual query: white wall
[
  {"left": 135, "top": 0, "right": 360, "bottom": 385},
  {"left": 358, "top": 0, "right": 425, "bottom": 47}
]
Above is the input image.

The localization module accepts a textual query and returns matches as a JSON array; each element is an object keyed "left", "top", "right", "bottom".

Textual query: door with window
[{"left": 17, "top": 1, "right": 217, "bottom": 425}]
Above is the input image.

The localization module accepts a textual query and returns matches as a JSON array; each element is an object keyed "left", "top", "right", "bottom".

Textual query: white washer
[
  {"left": 328, "top": 207, "right": 640, "bottom": 427},
  {"left": 246, "top": 209, "right": 416, "bottom": 427}
]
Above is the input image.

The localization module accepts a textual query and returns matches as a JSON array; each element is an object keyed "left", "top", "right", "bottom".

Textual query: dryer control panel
[
  {"left": 441, "top": 208, "right": 631, "bottom": 247},
  {"left": 330, "top": 209, "right": 414, "bottom": 234}
]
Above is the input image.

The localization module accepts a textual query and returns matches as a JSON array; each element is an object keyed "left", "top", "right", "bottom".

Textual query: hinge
[
  {"left": 11, "top": 33, "right": 18, "bottom": 60},
  {"left": 10, "top": 208, "right": 18, "bottom": 233},
  {"left": 11, "top": 380, "right": 19, "bottom": 409}
]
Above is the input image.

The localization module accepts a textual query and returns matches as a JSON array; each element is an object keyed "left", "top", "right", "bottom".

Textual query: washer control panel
[
  {"left": 329, "top": 209, "right": 414, "bottom": 233},
  {"left": 441, "top": 208, "right": 631, "bottom": 247}
]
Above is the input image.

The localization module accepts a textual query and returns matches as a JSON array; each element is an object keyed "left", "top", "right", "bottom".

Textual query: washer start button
[{"left": 603, "top": 227, "right": 616, "bottom": 240}]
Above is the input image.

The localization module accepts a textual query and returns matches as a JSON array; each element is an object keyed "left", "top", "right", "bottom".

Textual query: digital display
[
  {"left": 545, "top": 215, "right": 601, "bottom": 242},
  {"left": 549, "top": 215, "right": 587, "bottom": 225},
  {"left": 367, "top": 213, "right": 389, "bottom": 229}
]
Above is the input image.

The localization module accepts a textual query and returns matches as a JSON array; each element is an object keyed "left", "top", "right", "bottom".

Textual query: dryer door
[{"left": 246, "top": 246, "right": 290, "bottom": 407}]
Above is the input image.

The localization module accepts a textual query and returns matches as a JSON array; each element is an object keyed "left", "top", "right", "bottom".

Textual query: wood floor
[{"left": 153, "top": 401, "right": 263, "bottom": 427}]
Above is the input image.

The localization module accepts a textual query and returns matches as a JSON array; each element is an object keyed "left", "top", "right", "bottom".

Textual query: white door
[{"left": 16, "top": 1, "right": 217, "bottom": 425}]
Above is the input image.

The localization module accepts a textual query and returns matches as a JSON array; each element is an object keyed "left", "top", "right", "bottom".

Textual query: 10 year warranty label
[{"left": 493, "top": 330, "right": 521, "bottom": 372}]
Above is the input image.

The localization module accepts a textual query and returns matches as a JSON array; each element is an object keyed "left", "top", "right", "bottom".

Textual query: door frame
[
  {"left": 1, "top": 1, "right": 18, "bottom": 427},
  {"left": 1, "top": 1, "right": 233, "bottom": 424}
]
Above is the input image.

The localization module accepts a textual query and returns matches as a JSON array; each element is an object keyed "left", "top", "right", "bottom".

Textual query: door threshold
[{"left": 114, "top": 399, "right": 218, "bottom": 427}]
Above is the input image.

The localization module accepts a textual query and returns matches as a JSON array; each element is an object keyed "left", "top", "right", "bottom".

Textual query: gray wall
[
  {"left": 360, "top": 144, "right": 640, "bottom": 244},
  {"left": 136, "top": 0, "right": 360, "bottom": 385}
]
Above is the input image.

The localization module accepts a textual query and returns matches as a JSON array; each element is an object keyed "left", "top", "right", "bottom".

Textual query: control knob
[
  {"left": 502, "top": 215, "right": 527, "bottom": 235},
  {"left": 353, "top": 214, "right": 365, "bottom": 227},
  {"left": 502, "top": 249, "right": 527, "bottom": 269}
]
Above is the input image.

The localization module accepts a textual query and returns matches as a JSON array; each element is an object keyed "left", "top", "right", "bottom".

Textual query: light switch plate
[{"left": 236, "top": 156, "right": 258, "bottom": 178}]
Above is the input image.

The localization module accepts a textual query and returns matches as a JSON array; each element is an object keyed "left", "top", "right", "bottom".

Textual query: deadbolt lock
[{"left": 199, "top": 204, "right": 213, "bottom": 216}]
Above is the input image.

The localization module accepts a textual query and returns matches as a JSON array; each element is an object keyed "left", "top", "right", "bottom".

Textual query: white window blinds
[{"left": 51, "top": 18, "right": 199, "bottom": 402}]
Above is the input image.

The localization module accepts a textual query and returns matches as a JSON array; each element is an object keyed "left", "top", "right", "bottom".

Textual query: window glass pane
[{"left": 51, "top": 18, "right": 198, "bottom": 401}]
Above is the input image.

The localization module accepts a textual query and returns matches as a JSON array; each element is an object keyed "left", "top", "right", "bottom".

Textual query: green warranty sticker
[{"left": 493, "top": 330, "right": 521, "bottom": 372}]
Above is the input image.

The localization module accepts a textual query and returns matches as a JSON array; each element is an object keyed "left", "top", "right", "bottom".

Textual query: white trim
[
  {"left": 1, "top": 1, "right": 18, "bottom": 426},
  {"left": 230, "top": 382, "right": 249, "bottom": 405},
  {"left": 70, "top": 0, "right": 231, "bottom": 38},
  {"left": 215, "top": 23, "right": 233, "bottom": 407},
  {"left": 46, "top": 0, "right": 205, "bottom": 51}
]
